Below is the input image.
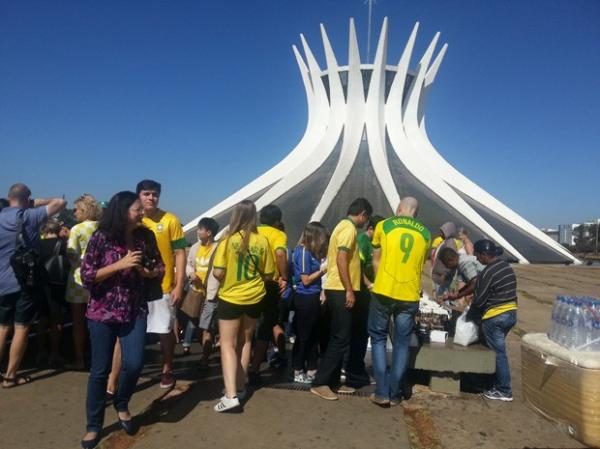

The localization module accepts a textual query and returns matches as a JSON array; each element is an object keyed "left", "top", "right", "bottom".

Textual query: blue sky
[{"left": 1, "top": 0, "right": 598, "bottom": 228}]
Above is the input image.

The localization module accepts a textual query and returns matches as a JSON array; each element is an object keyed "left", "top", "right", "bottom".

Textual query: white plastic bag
[{"left": 454, "top": 309, "right": 479, "bottom": 346}]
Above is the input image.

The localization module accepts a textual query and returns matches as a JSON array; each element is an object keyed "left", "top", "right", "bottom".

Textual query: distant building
[
  {"left": 551, "top": 220, "right": 599, "bottom": 248},
  {"left": 541, "top": 228, "right": 559, "bottom": 242},
  {"left": 558, "top": 224, "right": 576, "bottom": 246}
]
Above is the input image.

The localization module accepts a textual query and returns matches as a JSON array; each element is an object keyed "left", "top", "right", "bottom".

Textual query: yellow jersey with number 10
[
  {"left": 213, "top": 231, "right": 275, "bottom": 305},
  {"left": 372, "top": 216, "right": 431, "bottom": 301}
]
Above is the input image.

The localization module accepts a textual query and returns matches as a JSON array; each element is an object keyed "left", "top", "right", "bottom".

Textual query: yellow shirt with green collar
[
  {"left": 257, "top": 225, "right": 287, "bottom": 280},
  {"left": 372, "top": 216, "right": 431, "bottom": 301},
  {"left": 142, "top": 209, "right": 187, "bottom": 294},
  {"left": 323, "top": 218, "right": 361, "bottom": 292},
  {"left": 213, "top": 231, "right": 275, "bottom": 305}
]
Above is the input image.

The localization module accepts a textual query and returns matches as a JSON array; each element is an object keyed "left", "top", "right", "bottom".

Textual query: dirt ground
[
  {"left": 0, "top": 264, "right": 598, "bottom": 449},
  {"left": 416, "top": 264, "right": 600, "bottom": 449}
]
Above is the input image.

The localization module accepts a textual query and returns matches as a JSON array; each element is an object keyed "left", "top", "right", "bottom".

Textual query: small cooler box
[{"left": 521, "top": 333, "right": 600, "bottom": 448}]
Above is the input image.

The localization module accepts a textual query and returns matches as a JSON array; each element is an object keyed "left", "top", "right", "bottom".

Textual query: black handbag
[
  {"left": 44, "top": 240, "right": 70, "bottom": 286},
  {"left": 9, "top": 211, "right": 41, "bottom": 288},
  {"left": 144, "top": 276, "right": 164, "bottom": 302}
]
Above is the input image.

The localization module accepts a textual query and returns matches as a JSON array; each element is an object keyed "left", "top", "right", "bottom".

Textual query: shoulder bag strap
[
  {"left": 53, "top": 239, "right": 63, "bottom": 256},
  {"left": 14, "top": 210, "right": 27, "bottom": 249},
  {"left": 206, "top": 241, "right": 219, "bottom": 276}
]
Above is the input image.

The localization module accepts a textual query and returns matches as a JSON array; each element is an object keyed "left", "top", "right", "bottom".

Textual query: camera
[{"left": 141, "top": 254, "right": 155, "bottom": 271}]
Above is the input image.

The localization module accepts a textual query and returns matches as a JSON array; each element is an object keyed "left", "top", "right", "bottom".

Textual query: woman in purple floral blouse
[{"left": 79, "top": 191, "right": 164, "bottom": 449}]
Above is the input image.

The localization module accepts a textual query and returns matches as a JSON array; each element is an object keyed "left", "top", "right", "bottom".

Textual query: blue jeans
[
  {"left": 368, "top": 293, "right": 418, "bottom": 401},
  {"left": 182, "top": 319, "right": 197, "bottom": 348},
  {"left": 86, "top": 318, "right": 147, "bottom": 433},
  {"left": 482, "top": 310, "right": 516, "bottom": 395}
]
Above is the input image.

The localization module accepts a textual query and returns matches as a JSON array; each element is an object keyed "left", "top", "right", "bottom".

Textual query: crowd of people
[{"left": 0, "top": 181, "right": 518, "bottom": 449}]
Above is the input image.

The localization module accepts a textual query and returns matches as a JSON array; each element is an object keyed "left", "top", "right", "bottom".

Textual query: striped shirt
[{"left": 472, "top": 259, "right": 517, "bottom": 320}]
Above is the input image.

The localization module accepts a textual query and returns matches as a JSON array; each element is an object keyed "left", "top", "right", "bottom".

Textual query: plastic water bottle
[
  {"left": 555, "top": 297, "right": 566, "bottom": 346},
  {"left": 549, "top": 296, "right": 564, "bottom": 342},
  {"left": 554, "top": 297, "right": 565, "bottom": 345},
  {"left": 572, "top": 300, "right": 585, "bottom": 350},
  {"left": 549, "top": 296, "right": 559, "bottom": 341},
  {"left": 589, "top": 298, "right": 600, "bottom": 352},
  {"left": 580, "top": 298, "right": 595, "bottom": 351},
  {"left": 560, "top": 298, "right": 575, "bottom": 348}
]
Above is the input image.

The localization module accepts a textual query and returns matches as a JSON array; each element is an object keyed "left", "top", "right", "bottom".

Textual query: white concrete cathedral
[{"left": 184, "top": 18, "right": 578, "bottom": 264}]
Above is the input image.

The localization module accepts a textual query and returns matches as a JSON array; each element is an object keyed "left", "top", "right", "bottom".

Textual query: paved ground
[{"left": 0, "top": 264, "right": 598, "bottom": 449}]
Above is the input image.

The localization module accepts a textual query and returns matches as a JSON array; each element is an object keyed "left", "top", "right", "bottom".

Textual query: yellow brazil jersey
[
  {"left": 195, "top": 243, "right": 217, "bottom": 284},
  {"left": 431, "top": 236, "right": 443, "bottom": 250},
  {"left": 372, "top": 216, "right": 431, "bottom": 301},
  {"left": 142, "top": 210, "right": 187, "bottom": 294},
  {"left": 257, "top": 225, "right": 287, "bottom": 280},
  {"left": 432, "top": 236, "right": 463, "bottom": 253},
  {"left": 213, "top": 231, "right": 275, "bottom": 305},
  {"left": 190, "top": 242, "right": 217, "bottom": 293},
  {"left": 324, "top": 218, "right": 361, "bottom": 292}
]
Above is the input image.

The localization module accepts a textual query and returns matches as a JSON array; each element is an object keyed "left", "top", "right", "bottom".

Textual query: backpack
[
  {"left": 44, "top": 240, "right": 70, "bottom": 286},
  {"left": 9, "top": 210, "right": 41, "bottom": 288}
]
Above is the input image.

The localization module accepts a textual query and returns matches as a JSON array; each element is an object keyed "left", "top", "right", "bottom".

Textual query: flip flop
[{"left": 2, "top": 375, "right": 33, "bottom": 388}]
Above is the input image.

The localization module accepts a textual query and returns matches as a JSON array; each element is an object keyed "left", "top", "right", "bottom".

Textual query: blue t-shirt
[
  {"left": 0, "top": 206, "right": 48, "bottom": 295},
  {"left": 293, "top": 245, "right": 322, "bottom": 296}
]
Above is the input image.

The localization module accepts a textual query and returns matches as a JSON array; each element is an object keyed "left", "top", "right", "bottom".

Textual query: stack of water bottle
[{"left": 548, "top": 295, "right": 600, "bottom": 351}]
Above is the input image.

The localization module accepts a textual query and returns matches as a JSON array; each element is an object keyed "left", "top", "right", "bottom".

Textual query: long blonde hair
[
  {"left": 75, "top": 194, "right": 102, "bottom": 221},
  {"left": 226, "top": 200, "right": 258, "bottom": 256}
]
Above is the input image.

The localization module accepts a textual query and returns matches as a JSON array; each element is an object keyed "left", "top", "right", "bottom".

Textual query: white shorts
[{"left": 146, "top": 293, "right": 175, "bottom": 334}]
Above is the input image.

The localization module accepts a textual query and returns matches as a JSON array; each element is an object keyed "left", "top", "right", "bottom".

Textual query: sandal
[{"left": 2, "top": 375, "right": 33, "bottom": 388}]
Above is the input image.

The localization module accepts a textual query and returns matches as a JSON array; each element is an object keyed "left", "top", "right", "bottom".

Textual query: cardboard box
[{"left": 521, "top": 333, "right": 600, "bottom": 448}]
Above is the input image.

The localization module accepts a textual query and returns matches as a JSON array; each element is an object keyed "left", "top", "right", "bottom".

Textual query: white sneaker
[
  {"left": 220, "top": 389, "right": 247, "bottom": 401},
  {"left": 294, "top": 371, "right": 311, "bottom": 384},
  {"left": 214, "top": 396, "right": 241, "bottom": 412},
  {"left": 483, "top": 388, "right": 513, "bottom": 402}
]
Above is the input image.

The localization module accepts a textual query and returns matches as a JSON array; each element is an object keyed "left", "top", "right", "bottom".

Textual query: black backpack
[
  {"left": 9, "top": 210, "right": 41, "bottom": 289},
  {"left": 44, "top": 240, "right": 70, "bottom": 286}
]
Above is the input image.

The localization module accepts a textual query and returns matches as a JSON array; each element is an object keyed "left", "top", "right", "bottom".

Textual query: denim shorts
[
  {"left": 0, "top": 289, "right": 39, "bottom": 326},
  {"left": 199, "top": 299, "right": 218, "bottom": 332}
]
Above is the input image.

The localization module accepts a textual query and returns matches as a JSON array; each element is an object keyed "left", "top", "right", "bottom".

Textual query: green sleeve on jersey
[{"left": 171, "top": 238, "right": 188, "bottom": 251}]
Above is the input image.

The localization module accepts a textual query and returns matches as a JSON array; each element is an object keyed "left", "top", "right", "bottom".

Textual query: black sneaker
[{"left": 269, "top": 354, "right": 287, "bottom": 369}]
